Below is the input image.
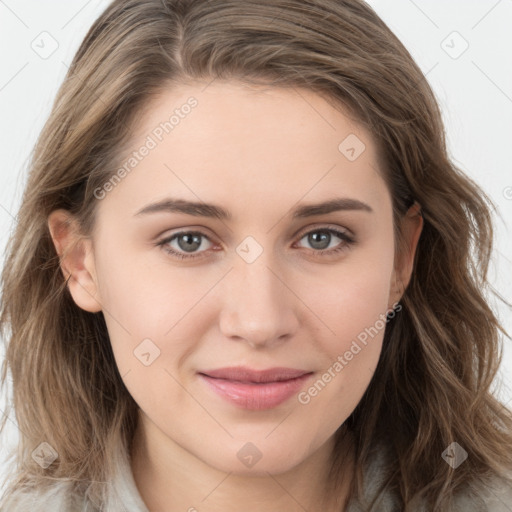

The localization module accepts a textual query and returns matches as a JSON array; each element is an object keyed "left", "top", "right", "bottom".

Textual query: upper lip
[{"left": 199, "top": 366, "right": 312, "bottom": 383}]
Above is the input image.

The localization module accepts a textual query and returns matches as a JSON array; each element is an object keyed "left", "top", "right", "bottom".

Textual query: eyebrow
[{"left": 134, "top": 197, "right": 373, "bottom": 220}]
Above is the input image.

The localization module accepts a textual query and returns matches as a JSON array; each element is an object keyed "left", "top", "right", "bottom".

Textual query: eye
[
  {"left": 157, "top": 226, "right": 355, "bottom": 261},
  {"left": 294, "top": 226, "right": 355, "bottom": 256},
  {"left": 157, "top": 231, "right": 215, "bottom": 260}
]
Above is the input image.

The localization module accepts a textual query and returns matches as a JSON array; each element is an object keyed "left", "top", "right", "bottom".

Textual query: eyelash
[{"left": 156, "top": 226, "right": 355, "bottom": 261}]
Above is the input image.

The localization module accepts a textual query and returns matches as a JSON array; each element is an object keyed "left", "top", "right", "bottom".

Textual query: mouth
[
  {"left": 197, "top": 367, "right": 314, "bottom": 410},
  {"left": 198, "top": 366, "right": 312, "bottom": 383}
]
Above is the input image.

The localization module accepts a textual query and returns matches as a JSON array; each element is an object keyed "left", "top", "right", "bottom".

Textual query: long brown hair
[{"left": 1, "top": 0, "right": 511, "bottom": 509}]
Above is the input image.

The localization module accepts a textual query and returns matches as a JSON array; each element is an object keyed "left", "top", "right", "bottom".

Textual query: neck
[{"left": 130, "top": 415, "right": 355, "bottom": 512}]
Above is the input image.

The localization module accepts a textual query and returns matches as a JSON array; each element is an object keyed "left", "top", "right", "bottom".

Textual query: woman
[{"left": 1, "top": 0, "right": 511, "bottom": 510}]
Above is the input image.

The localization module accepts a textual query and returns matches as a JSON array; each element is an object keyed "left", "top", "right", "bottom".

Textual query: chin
[{"left": 203, "top": 442, "right": 307, "bottom": 476}]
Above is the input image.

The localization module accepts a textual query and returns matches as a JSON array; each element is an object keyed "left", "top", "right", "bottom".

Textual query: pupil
[
  {"left": 309, "top": 231, "right": 330, "bottom": 250},
  {"left": 178, "top": 234, "right": 201, "bottom": 252}
]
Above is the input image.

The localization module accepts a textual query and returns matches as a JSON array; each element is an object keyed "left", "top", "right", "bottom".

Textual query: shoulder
[
  {"left": 346, "top": 445, "right": 512, "bottom": 512},
  {"left": 345, "top": 443, "right": 401, "bottom": 512},
  {"left": 0, "top": 481, "right": 76, "bottom": 511},
  {"left": 454, "top": 471, "right": 512, "bottom": 512},
  {"left": 0, "top": 445, "right": 148, "bottom": 512}
]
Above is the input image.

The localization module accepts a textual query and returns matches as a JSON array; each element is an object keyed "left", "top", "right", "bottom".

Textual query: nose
[{"left": 218, "top": 256, "right": 299, "bottom": 349}]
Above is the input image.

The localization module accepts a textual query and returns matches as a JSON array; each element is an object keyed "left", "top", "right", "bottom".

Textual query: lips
[
  {"left": 199, "top": 366, "right": 311, "bottom": 383},
  {"left": 197, "top": 366, "right": 314, "bottom": 410}
]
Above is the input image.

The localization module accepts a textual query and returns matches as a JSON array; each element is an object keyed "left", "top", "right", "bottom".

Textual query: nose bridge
[{"left": 218, "top": 246, "right": 298, "bottom": 347}]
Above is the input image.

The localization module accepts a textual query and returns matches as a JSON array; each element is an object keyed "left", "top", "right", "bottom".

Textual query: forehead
[{"left": 98, "top": 80, "right": 390, "bottom": 222}]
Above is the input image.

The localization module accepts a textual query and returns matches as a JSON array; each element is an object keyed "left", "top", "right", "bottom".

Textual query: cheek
[
  {"left": 293, "top": 237, "right": 394, "bottom": 416},
  {"left": 95, "top": 238, "right": 207, "bottom": 333},
  {"left": 302, "top": 236, "right": 395, "bottom": 351},
  {"left": 95, "top": 256, "right": 203, "bottom": 416},
  {"left": 94, "top": 248, "right": 239, "bottom": 418}
]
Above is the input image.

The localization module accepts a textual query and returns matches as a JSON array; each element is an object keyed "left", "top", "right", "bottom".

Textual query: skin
[{"left": 48, "top": 81, "right": 422, "bottom": 512}]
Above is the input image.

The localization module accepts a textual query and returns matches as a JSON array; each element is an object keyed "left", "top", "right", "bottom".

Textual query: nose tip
[
  {"left": 220, "top": 306, "right": 294, "bottom": 349},
  {"left": 218, "top": 262, "right": 299, "bottom": 349}
]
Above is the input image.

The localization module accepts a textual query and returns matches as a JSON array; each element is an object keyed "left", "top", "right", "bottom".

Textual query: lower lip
[{"left": 198, "top": 373, "right": 314, "bottom": 410}]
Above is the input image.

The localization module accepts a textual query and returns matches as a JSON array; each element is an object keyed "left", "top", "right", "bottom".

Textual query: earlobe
[{"left": 47, "top": 209, "right": 102, "bottom": 313}]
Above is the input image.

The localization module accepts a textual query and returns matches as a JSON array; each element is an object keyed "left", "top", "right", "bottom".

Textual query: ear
[
  {"left": 389, "top": 202, "right": 423, "bottom": 306},
  {"left": 47, "top": 209, "right": 102, "bottom": 313}
]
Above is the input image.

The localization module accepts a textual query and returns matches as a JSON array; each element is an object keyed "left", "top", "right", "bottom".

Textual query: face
[{"left": 49, "top": 80, "right": 421, "bottom": 476}]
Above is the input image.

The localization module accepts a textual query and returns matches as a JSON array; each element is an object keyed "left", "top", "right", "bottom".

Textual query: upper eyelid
[{"left": 295, "top": 224, "right": 353, "bottom": 239}]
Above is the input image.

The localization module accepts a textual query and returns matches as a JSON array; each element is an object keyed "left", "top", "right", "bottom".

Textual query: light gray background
[{"left": 1, "top": 0, "right": 511, "bottom": 481}]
